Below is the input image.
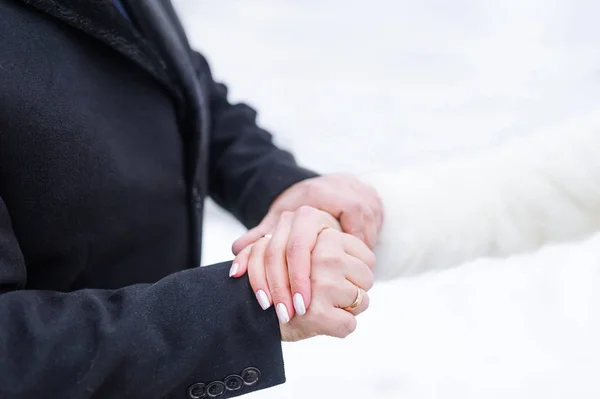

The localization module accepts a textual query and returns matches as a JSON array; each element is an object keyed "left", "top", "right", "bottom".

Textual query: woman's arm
[{"left": 361, "top": 110, "right": 600, "bottom": 280}]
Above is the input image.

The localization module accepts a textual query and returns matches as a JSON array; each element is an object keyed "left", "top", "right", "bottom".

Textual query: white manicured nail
[
  {"left": 293, "top": 293, "right": 306, "bottom": 316},
  {"left": 276, "top": 303, "right": 290, "bottom": 324},
  {"left": 229, "top": 263, "right": 239, "bottom": 277},
  {"left": 256, "top": 290, "right": 271, "bottom": 310}
]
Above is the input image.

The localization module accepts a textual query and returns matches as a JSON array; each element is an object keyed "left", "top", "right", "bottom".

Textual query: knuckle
[
  {"left": 248, "top": 242, "right": 263, "bottom": 259},
  {"left": 264, "top": 238, "right": 284, "bottom": 260},
  {"left": 308, "top": 303, "right": 327, "bottom": 322},
  {"left": 358, "top": 202, "right": 371, "bottom": 217},
  {"left": 309, "top": 266, "right": 324, "bottom": 284},
  {"left": 335, "top": 318, "right": 357, "bottom": 338},
  {"left": 312, "top": 274, "right": 336, "bottom": 292},
  {"left": 316, "top": 227, "right": 339, "bottom": 242},
  {"left": 365, "top": 251, "right": 377, "bottom": 270},
  {"left": 289, "top": 274, "right": 309, "bottom": 290},
  {"left": 286, "top": 237, "right": 307, "bottom": 260},
  {"left": 264, "top": 245, "right": 279, "bottom": 266},
  {"left": 312, "top": 251, "right": 343, "bottom": 269},
  {"left": 364, "top": 207, "right": 376, "bottom": 222},
  {"left": 327, "top": 254, "right": 345, "bottom": 268},
  {"left": 268, "top": 284, "right": 289, "bottom": 302},
  {"left": 347, "top": 198, "right": 366, "bottom": 214},
  {"left": 322, "top": 213, "right": 341, "bottom": 230}
]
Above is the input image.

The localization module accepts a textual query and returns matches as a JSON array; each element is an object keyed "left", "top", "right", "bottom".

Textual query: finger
[
  {"left": 358, "top": 197, "right": 378, "bottom": 249},
  {"left": 337, "top": 282, "right": 370, "bottom": 317},
  {"left": 342, "top": 254, "right": 375, "bottom": 292},
  {"left": 229, "top": 244, "right": 253, "bottom": 278},
  {"left": 315, "top": 228, "right": 376, "bottom": 271},
  {"left": 338, "top": 196, "right": 371, "bottom": 244},
  {"left": 366, "top": 191, "right": 384, "bottom": 242},
  {"left": 345, "top": 177, "right": 383, "bottom": 248},
  {"left": 356, "top": 184, "right": 383, "bottom": 249},
  {"left": 352, "top": 178, "right": 384, "bottom": 231},
  {"left": 304, "top": 182, "right": 368, "bottom": 244},
  {"left": 341, "top": 231, "right": 377, "bottom": 271},
  {"left": 286, "top": 206, "right": 339, "bottom": 316},
  {"left": 364, "top": 215, "right": 378, "bottom": 250},
  {"left": 329, "top": 279, "right": 370, "bottom": 317},
  {"left": 372, "top": 188, "right": 385, "bottom": 230},
  {"left": 347, "top": 289, "right": 370, "bottom": 317},
  {"left": 247, "top": 235, "right": 273, "bottom": 310},
  {"left": 264, "top": 213, "right": 295, "bottom": 323},
  {"left": 232, "top": 213, "right": 278, "bottom": 255}
]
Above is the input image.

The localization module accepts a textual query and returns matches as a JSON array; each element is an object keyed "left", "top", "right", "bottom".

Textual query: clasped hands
[{"left": 229, "top": 174, "right": 383, "bottom": 342}]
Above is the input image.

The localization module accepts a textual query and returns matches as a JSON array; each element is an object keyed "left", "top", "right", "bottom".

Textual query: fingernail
[
  {"left": 276, "top": 303, "right": 290, "bottom": 324},
  {"left": 229, "top": 263, "right": 239, "bottom": 277},
  {"left": 293, "top": 293, "right": 306, "bottom": 316},
  {"left": 255, "top": 290, "right": 271, "bottom": 310}
]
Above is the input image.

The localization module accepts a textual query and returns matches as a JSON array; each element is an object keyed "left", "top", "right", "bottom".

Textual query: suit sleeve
[
  {"left": 0, "top": 197, "right": 284, "bottom": 399},
  {"left": 191, "top": 51, "right": 319, "bottom": 228}
]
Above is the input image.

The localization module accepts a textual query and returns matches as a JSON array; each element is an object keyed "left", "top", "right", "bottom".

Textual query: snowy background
[{"left": 173, "top": 1, "right": 600, "bottom": 398}]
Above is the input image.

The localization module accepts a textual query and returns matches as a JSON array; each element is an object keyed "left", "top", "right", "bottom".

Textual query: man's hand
[{"left": 232, "top": 174, "right": 384, "bottom": 253}]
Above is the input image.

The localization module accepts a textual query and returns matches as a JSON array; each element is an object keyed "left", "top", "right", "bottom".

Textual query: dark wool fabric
[{"left": 0, "top": 0, "right": 318, "bottom": 397}]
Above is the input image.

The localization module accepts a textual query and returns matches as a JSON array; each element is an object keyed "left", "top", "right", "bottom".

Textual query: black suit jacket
[{"left": 0, "top": 0, "right": 317, "bottom": 397}]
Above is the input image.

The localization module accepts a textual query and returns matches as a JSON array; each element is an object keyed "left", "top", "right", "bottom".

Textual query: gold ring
[{"left": 343, "top": 285, "right": 363, "bottom": 312}]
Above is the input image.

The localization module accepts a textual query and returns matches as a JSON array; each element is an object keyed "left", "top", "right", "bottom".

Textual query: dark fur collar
[{"left": 18, "top": 0, "right": 179, "bottom": 97}]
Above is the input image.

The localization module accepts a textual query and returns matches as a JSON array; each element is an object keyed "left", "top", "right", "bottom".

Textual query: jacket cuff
[
  {"left": 240, "top": 163, "right": 319, "bottom": 229},
  {"left": 170, "top": 262, "right": 286, "bottom": 399}
]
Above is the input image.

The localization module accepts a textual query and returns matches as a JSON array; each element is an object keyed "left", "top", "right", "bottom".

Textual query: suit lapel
[{"left": 17, "top": 0, "right": 180, "bottom": 99}]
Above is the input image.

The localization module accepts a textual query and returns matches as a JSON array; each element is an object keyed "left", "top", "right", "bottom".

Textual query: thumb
[{"left": 232, "top": 214, "right": 278, "bottom": 255}]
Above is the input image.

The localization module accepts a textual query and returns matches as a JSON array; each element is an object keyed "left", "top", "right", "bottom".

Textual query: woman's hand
[
  {"left": 280, "top": 227, "right": 374, "bottom": 341},
  {"left": 236, "top": 223, "right": 375, "bottom": 341},
  {"left": 229, "top": 206, "right": 375, "bottom": 325}
]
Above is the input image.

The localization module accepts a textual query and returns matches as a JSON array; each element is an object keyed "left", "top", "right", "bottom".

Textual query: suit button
[
  {"left": 224, "top": 374, "right": 244, "bottom": 391},
  {"left": 241, "top": 367, "right": 261, "bottom": 386},
  {"left": 206, "top": 381, "right": 226, "bottom": 397},
  {"left": 187, "top": 382, "right": 206, "bottom": 399}
]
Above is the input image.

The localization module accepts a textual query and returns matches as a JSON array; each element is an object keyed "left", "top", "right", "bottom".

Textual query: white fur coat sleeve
[{"left": 362, "top": 111, "right": 600, "bottom": 280}]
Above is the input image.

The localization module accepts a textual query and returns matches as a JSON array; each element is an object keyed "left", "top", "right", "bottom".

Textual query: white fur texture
[{"left": 362, "top": 110, "right": 600, "bottom": 280}]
